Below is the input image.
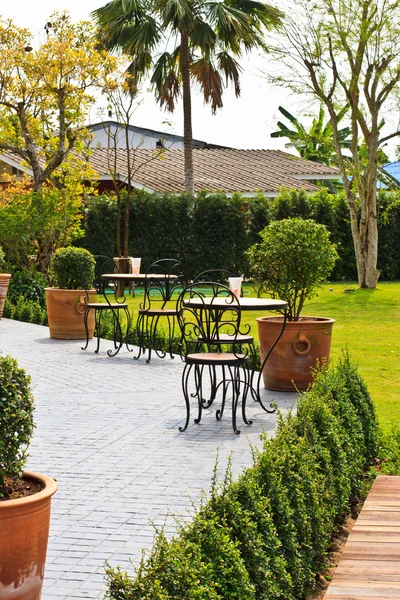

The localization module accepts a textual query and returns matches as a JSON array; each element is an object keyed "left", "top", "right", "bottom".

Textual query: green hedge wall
[
  {"left": 105, "top": 353, "right": 378, "bottom": 600},
  {"left": 80, "top": 188, "right": 400, "bottom": 281}
]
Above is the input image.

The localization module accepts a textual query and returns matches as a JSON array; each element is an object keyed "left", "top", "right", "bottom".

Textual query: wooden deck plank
[{"left": 324, "top": 476, "right": 400, "bottom": 599}]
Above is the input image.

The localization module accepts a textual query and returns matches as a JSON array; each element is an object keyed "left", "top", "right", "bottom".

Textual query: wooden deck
[{"left": 325, "top": 475, "right": 400, "bottom": 599}]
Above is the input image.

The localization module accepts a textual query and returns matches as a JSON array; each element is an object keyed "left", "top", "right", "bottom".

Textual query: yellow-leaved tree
[{"left": 0, "top": 11, "right": 117, "bottom": 192}]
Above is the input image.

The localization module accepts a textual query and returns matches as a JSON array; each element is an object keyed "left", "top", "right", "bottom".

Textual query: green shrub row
[
  {"left": 105, "top": 352, "right": 378, "bottom": 600},
  {"left": 80, "top": 188, "right": 400, "bottom": 281},
  {"left": 3, "top": 296, "right": 48, "bottom": 326}
]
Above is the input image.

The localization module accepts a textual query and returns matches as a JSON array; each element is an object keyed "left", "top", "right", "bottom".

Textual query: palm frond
[
  {"left": 191, "top": 57, "right": 223, "bottom": 113},
  {"left": 217, "top": 51, "right": 242, "bottom": 95},
  {"left": 225, "top": 0, "right": 283, "bottom": 30},
  {"left": 155, "top": 0, "right": 195, "bottom": 30},
  {"left": 190, "top": 19, "right": 217, "bottom": 52},
  {"left": 151, "top": 50, "right": 181, "bottom": 111}
]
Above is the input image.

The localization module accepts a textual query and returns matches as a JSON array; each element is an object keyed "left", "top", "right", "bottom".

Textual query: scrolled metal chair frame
[
  {"left": 81, "top": 255, "right": 131, "bottom": 356},
  {"left": 176, "top": 282, "right": 252, "bottom": 434},
  {"left": 134, "top": 258, "right": 186, "bottom": 363}
]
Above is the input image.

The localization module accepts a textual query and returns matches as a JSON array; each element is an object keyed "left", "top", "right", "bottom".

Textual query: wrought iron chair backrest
[
  {"left": 177, "top": 282, "right": 243, "bottom": 357},
  {"left": 139, "top": 258, "right": 186, "bottom": 311},
  {"left": 83, "top": 255, "right": 126, "bottom": 306},
  {"left": 192, "top": 269, "right": 242, "bottom": 296}
]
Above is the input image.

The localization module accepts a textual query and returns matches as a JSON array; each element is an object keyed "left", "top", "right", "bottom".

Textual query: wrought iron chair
[
  {"left": 134, "top": 258, "right": 185, "bottom": 363},
  {"left": 192, "top": 269, "right": 258, "bottom": 399},
  {"left": 192, "top": 269, "right": 237, "bottom": 292},
  {"left": 176, "top": 282, "right": 252, "bottom": 434},
  {"left": 81, "top": 255, "right": 131, "bottom": 357}
]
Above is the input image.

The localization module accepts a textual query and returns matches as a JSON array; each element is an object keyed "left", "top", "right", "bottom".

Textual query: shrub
[
  {"left": 105, "top": 353, "right": 378, "bottom": 599},
  {"left": 0, "top": 245, "right": 5, "bottom": 271},
  {"left": 0, "top": 356, "right": 35, "bottom": 498},
  {"left": 7, "top": 268, "right": 47, "bottom": 306},
  {"left": 7, "top": 296, "right": 48, "bottom": 326},
  {"left": 246, "top": 218, "right": 338, "bottom": 320},
  {"left": 51, "top": 247, "right": 95, "bottom": 290}
]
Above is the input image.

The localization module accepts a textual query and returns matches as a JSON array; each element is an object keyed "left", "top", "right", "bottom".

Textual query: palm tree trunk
[{"left": 180, "top": 32, "right": 195, "bottom": 194}]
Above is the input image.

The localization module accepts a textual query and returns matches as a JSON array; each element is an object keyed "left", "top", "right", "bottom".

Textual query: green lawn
[{"left": 125, "top": 281, "right": 400, "bottom": 432}]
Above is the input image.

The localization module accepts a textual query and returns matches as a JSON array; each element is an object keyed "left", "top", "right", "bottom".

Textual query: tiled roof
[
  {"left": 88, "top": 148, "right": 339, "bottom": 195},
  {"left": 0, "top": 147, "right": 340, "bottom": 195}
]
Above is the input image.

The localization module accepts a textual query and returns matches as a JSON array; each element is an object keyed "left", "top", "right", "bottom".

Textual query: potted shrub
[
  {"left": 46, "top": 247, "right": 96, "bottom": 339},
  {"left": 247, "top": 217, "right": 338, "bottom": 391},
  {"left": 0, "top": 355, "right": 57, "bottom": 599},
  {"left": 0, "top": 246, "right": 11, "bottom": 319}
]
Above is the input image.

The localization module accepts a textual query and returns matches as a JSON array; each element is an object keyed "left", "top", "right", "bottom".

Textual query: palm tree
[
  {"left": 92, "top": 0, "right": 283, "bottom": 193},
  {"left": 271, "top": 105, "right": 351, "bottom": 166}
]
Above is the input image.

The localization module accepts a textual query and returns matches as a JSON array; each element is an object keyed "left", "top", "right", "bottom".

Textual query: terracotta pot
[
  {"left": 257, "top": 316, "right": 335, "bottom": 391},
  {"left": 45, "top": 288, "right": 96, "bottom": 340},
  {"left": 0, "top": 273, "right": 11, "bottom": 319},
  {"left": 0, "top": 471, "right": 57, "bottom": 600}
]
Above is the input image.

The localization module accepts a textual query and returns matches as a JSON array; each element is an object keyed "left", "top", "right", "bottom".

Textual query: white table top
[
  {"left": 183, "top": 296, "right": 287, "bottom": 311},
  {"left": 101, "top": 273, "right": 177, "bottom": 281}
]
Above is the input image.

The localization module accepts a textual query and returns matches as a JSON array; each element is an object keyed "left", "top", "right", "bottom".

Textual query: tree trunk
[
  {"left": 180, "top": 32, "right": 195, "bottom": 194},
  {"left": 116, "top": 194, "right": 122, "bottom": 258}
]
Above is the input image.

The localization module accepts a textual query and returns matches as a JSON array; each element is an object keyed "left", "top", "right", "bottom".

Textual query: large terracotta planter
[
  {"left": 0, "top": 471, "right": 57, "bottom": 600},
  {"left": 257, "top": 316, "right": 335, "bottom": 391},
  {"left": 0, "top": 273, "right": 11, "bottom": 318},
  {"left": 45, "top": 288, "right": 96, "bottom": 339}
]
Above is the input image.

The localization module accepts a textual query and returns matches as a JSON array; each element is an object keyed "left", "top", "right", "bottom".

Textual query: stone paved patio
[{"left": 0, "top": 319, "right": 296, "bottom": 599}]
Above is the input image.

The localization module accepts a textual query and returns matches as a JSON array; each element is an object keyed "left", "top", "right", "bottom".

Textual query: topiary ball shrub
[
  {"left": 247, "top": 218, "right": 338, "bottom": 320},
  {"left": 0, "top": 355, "right": 35, "bottom": 499},
  {"left": 51, "top": 247, "right": 95, "bottom": 290}
]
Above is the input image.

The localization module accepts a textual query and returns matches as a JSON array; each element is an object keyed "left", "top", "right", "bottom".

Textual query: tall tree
[
  {"left": 92, "top": 0, "right": 283, "bottom": 194},
  {"left": 271, "top": 105, "right": 351, "bottom": 166},
  {"left": 100, "top": 75, "right": 167, "bottom": 258},
  {"left": 0, "top": 12, "right": 117, "bottom": 191},
  {"left": 270, "top": 0, "right": 400, "bottom": 288}
]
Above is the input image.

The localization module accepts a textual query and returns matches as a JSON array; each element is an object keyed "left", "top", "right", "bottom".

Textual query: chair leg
[
  {"left": 241, "top": 365, "right": 253, "bottom": 426},
  {"left": 167, "top": 315, "right": 176, "bottom": 359},
  {"left": 134, "top": 313, "right": 145, "bottom": 360},
  {"left": 95, "top": 310, "right": 102, "bottom": 353},
  {"left": 81, "top": 308, "right": 91, "bottom": 351},
  {"left": 194, "top": 364, "right": 203, "bottom": 425},
  {"left": 230, "top": 365, "right": 241, "bottom": 435},
  {"left": 179, "top": 363, "right": 192, "bottom": 432},
  {"left": 124, "top": 307, "right": 133, "bottom": 352},
  {"left": 216, "top": 365, "right": 228, "bottom": 422},
  {"left": 107, "top": 307, "right": 123, "bottom": 357}
]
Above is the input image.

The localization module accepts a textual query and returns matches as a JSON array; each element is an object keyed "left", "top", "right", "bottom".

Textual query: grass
[{"left": 124, "top": 281, "right": 400, "bottom": 433}]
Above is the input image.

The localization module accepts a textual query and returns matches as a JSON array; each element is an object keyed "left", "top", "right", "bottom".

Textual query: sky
[{"left": 1, "top": 0, "right": 302, "bottom": 151}]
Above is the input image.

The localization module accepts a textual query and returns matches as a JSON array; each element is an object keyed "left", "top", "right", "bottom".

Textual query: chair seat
[
  {"left": 139, "top": 308, "right": 178, "bottom": 316},
  {"left": 85, "top": 303, "right": 128, "bottom": 309},
  {"left": 186, "top": 352, "right": 248, "bottom": 366},
  {"left": 197, "top": 333, "right": 254, "bottom": 344}
]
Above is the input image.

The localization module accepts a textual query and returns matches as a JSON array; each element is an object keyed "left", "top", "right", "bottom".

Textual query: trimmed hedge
[
  {"left": 3, "top": 296, "right": 48, "bottom": 326},
  {"left": 105, "top": 352, "right": 378, "bottom": 599},
  {"left": 80, "top": 188, "right": 400, "bottom": 281}
]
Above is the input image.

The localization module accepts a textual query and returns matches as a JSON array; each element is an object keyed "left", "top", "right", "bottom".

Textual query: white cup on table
[
  {"left": 131, "top": 258, "right": 141, "bottom": 275},
  {"left": 228, "top": 277, "right": 243, "bottom": 299}
]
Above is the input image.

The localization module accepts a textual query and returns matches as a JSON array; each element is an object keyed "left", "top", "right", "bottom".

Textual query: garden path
[{"left": 0, "top": 319, "right": 296, "bottom": 600}]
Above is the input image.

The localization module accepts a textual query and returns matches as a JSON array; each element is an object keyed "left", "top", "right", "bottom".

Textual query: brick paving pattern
[{"left": 0, "top": 319, "right": 296, "bottom": 599}]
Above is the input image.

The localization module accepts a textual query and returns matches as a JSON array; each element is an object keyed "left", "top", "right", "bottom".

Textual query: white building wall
[{"left": 89, "top": 123, "right": 184, "bottom": 150}]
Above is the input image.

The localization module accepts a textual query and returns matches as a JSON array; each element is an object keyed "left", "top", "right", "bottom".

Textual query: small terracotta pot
[
  {"left": 0, "top": 471, "right": 57, "bottom": 600},
  {"left": 257, "top": 316, "right": 335, "bottom": 391},
  {"left": 0, "top": 273, "right": 11, "bottom": 319},
  {"left": 45, "top": 288, "right": 96, "bottom": 340}
]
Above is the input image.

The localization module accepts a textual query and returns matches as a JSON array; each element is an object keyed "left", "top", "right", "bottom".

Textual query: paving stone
[{"left": 0, "top": 319, "right": 296, "bottom": 599}]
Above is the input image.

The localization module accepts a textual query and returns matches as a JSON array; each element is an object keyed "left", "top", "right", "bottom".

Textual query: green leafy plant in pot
[
  {"left": 0, "top": 355, "right": 57, "bottom": 599},
  {"left": 247, "top": 217, "right": 338, "bottom": 391},
  {"left": 46, "top": 246, "right": 96, "bottom": 339},
  {"left": 0, "top": 245, "right": 11, "bottom": 319}
]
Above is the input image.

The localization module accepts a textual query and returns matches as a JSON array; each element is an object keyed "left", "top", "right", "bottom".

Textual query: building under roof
[{"left": 0, "top": 147, "right": 340, "bottom": 197}]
